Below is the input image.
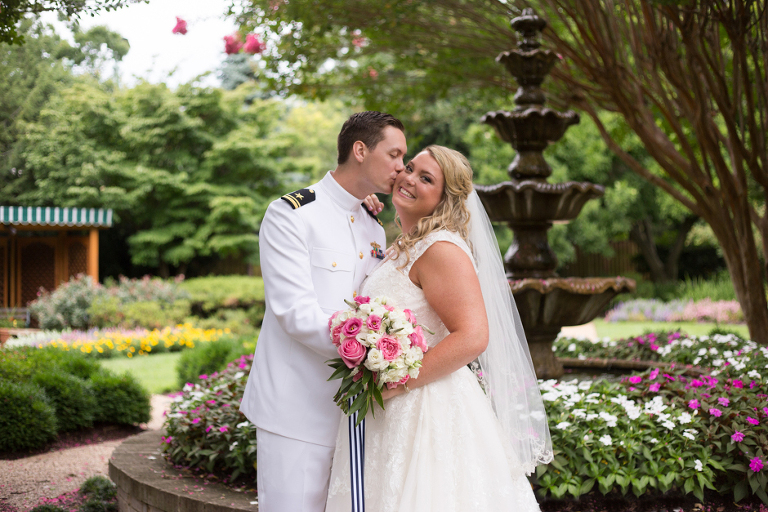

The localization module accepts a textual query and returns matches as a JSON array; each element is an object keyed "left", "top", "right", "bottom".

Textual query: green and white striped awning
[{"left": 0, "top": 206, "right": 113, "bottom": 227}]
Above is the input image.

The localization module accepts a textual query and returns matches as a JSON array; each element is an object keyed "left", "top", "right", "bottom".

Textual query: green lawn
[
  {"left": 100, "top": 352, "right": 182, "bottom": 394},
  {"left": 592, "top": 319, "right": 750, "bottom": 340}
]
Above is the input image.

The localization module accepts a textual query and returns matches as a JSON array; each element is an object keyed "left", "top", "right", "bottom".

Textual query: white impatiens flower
[
  {"left": 678, "top": 412, "right": 692, "bottom": 424},
  {"left": 567, "top": 343, "right": 577, "bottom": 352},
  {"left": 236, "top": 421, "right": 250, "bottom": 429},
  {"left": 234, "top": 372, "right": 244, "bottom": 380},
  {"left": 697, "top": 348, "right": 708, "bottom": 356},
  {"left": 230, "top": 441, "right": 239, "bottom": 451},
  {"left": 571, "top": 409, "right": 587, "bottom": 419},
  {"left": 694, "top": 459, "right": 703, "bottom": 471},
  {"left": 556, "top": 421, "right": 572, "bottom": 430},
  {"left": 586, "top": 413, "right": 598, "bottom": 421},
  {"left": 649, "top": 438, "right": 659, "bottom": 444},
  {"left": 662, "top": 420, "right": 676, "bottom": 430},
  {"left": 599, "top": 435, "right": 612, "bottom": 446},
  {"left": 748, "top": 370, "right": 761, "bottom": 379},
  {"left": 599, "top": 412, "right": 618, "bottom": 427}
]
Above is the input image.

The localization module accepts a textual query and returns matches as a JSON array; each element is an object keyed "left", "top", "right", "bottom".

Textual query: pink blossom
[
  {"left": 199, "top": 374, "right": 208, "bottom": 380},
  {"left": 353, "top": 370, "right": 364, "bottom": 382},
  {"left": 650, "top": 344, "right": 659, "bottom": 351},
  {"left": 408, "top": 326, "right": 428, "bottom": 352},
  {"left": 328, "top": 311, "right": 340, "bottom": 330},
  {"left": 192, "top": 418, "right": 201, "bottom": 424},
  {"left": 403, "top": 309, "right": 417, "bottom": 324},
  {"left": 162, "top": 436, "right": 173, "bottom": 444},
  {"left": 750, "top": 457, "right": 764, "bottom": 473},
  {"left": 649, "top": 368, "right": 660, "bottom": 380},
  {"left": 377, "top": 335, "right": 402, "bottom": 361},
  {"left": 709, "top": 408, "right": 722, "bottom": 417},
  {"left": 733, "top": 380, "right": 744, "bottom": 388},
  {"left": 386, "top": 374, "right": 410, "bottom": 390},
  {"left": 691, "top": 379, "right": 704, "bottom": 388},
  {"left": 172, "top": 17, "right": 187, "bottom": 35},
  {"left": 688, "top": 399, "right": 700, "bottom": 409},
  {"left": 649, "top": 382, "right": 661, "bottom": 392},
  {"left": 243, "top": 34, "right": 264, "bottom": 54},
  {"left": 224, "top": 33, "right": 243, "bottom": 54},
  {"left": 628, "top": 376, "right": 642, "bottom": 384},
  {"left": 342, "top": 317, "right": 363, "bottom": 338},
  {"left": 219, "top": 426, "right": 228, "bottom": 433},
  {"left": 366, "top": 315, "right": 382, "bottom": 332},
  {"left": 338, "top": 337, "right": 367, "bottom": 368},
  {"left": 332, "top": 324, "right": 344, "bottom": 346},
  {"left": 238, "top": 362, "right": 247, "bottom": 369},
  {"left": 718, "top": 397, "right": 730, "bottom": 407},
  {"left": 206, "top": 400, "right": 216, "bottom": 405},
  {"left": 747, "top": 417, "right": 760, "bottom": 425},
  {"left": 368, "top": 67, "right": 379, "bottom": 79},
  {"left": 383, "top": 305, "right": 394, "bottom": 312},
  {"left": 354, "top": 295, "right": 371, "bottom": 305},
  {"left": 763, "top": 407, "right": 768, "bottom": 415},
  {"left": 205, "top": 426, "right": 212, "bottom": 433},
  {"left": 731, "top": 431, "right": 744, "bottom": 442}
]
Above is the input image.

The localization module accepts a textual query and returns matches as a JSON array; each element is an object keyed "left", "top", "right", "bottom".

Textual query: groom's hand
[{"left": 363, "top": 194, "right": 384, "bottom": 215}]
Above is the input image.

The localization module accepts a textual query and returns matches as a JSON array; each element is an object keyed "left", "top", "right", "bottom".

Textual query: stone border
[{"left": 109, "top": 430, "right": 258, "bottom": 512}]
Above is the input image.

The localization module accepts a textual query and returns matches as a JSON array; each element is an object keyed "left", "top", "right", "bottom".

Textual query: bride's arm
[{"left": 382, "top": 241, "right": 488, "bottom": 399}]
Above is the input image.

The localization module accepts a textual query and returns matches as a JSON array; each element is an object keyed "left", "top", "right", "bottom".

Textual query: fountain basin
[
  {"left": 511, "top": 276, "right": 637, "bottom": 379},
  {"left": 476, "top": 180, "right": 605, "bottom": 224}
]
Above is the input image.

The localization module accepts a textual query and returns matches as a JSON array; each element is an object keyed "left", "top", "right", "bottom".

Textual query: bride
[{"left": 326, "top": 145, "right": 553, "bottom": 511}]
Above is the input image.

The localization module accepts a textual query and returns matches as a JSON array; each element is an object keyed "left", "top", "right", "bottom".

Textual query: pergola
[{"left": 0, "top": 206, "right": 113, "bottom": 307}]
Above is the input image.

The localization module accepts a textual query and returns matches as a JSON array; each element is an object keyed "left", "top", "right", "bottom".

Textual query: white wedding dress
[{"left": 326, "top": 229, "right": 542, "bottom": 512}]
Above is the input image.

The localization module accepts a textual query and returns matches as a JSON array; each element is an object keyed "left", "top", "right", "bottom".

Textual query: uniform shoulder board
[
  {"left": 363, "top": 204, "right": 384, "bottom": 227},
  {"left": 281, "top": 188, "right": 316, "bottom": 209}
]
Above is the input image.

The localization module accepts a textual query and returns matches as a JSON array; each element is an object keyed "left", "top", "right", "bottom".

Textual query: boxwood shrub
[
  {"left": 0, "top": 380, "right": 57, "bottom": 452},
  {"left": 90, "top": 369, "right": 151, "bottom": 425},
  {"left": 32, "top": 370, "right": 96, "bottom": 432},
  {"left": 176, "top": 336, "right": 256, "bottom": 388}
]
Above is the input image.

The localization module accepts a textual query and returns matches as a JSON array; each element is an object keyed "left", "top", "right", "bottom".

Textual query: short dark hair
[{"left": 337, "top": 111, "right": 405, "bottom": 165}]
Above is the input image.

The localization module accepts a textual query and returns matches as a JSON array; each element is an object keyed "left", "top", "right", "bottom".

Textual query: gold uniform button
[
  {"left": 359, "top": 252, "right": 364, "bottom": 259},
  {"left": 350, "top": 215, "right": 355, "bottom": 223},
  {"left": 332, "top": 262, "right": 337, "bottom": 267},
  {"left": 353, "top": 291, "right": 357, "bottom": 298}
]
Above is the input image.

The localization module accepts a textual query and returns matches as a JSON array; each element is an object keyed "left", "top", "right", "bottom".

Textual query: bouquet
[{"left": 327, "top": 295, "right": 431, "bottom": 425}]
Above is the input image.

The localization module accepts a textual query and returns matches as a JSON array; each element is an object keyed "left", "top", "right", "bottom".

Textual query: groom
[{"left": 240, "top": 111, "right": 407, "bottom": 512}]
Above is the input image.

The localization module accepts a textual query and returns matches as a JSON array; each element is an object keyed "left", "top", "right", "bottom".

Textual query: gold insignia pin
[
  {"left": 295, "top": 193, "right": 304, "bottom": 200},
  {"left": 370, "top": 241, "right": 381, "bottom": 250}
]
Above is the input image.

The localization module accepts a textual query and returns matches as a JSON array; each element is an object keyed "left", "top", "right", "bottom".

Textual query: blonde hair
[{"left": 391, "top": 145, "right": 474, "bottom": 270}]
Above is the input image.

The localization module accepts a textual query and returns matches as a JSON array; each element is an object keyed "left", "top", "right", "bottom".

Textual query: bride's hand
[
  {"left": 380, "top": 385, "right": 406, "bottom": 401},
  {"left": 363, "top": 194, "right": 384, "bottom": 215}
]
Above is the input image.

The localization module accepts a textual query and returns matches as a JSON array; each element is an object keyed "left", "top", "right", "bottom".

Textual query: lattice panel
[
  {"left": 69, "top": 242, "right": 87, "bottom": 278},
  {"left": 20, "top": 243, "right": 55, "bottom": 306}
]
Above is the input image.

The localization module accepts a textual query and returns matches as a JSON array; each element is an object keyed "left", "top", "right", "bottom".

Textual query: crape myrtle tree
[{"left": 229, "top": 0, "right": 768, "bottom": 344}]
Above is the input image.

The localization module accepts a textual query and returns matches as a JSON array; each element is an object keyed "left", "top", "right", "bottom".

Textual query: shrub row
[
  {"left": 29, "top": 275, "right": 265, "bottom": 334},
  {"left": 176, "top": 336, "right": 255, "bottom": 389},
  {"left": 605, "top": 298, "right": 743, "bottom": 323},
  {"left": 0, "top": 347, "right": 151, "bottom": 453}
]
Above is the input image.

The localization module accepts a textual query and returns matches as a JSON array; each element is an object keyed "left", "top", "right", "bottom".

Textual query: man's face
[{"left": 361, "top": 126, "right": 407, "bottom": 194}]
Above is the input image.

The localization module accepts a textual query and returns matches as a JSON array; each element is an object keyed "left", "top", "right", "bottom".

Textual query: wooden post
[
  {"left": 87, "top": 229, "right": 99, "bottom": 283},
  {"left": 9, "top": 234, "right": 16, "bottom": 307}
]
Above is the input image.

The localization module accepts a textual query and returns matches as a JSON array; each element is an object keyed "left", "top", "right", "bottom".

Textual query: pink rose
[
  {"left": 408, "top": 326, "right": 427, "bottom": 352},
  {"left": 377, "top": 335, "right": 402, "bottom": 361},
  {"left": 342, "top": 317, "right": 363, "bottom": 338},
  {"left": 332, "top": 324, "right": 344, "bottom": 347},
  {"left": 403, "top": 309, "right": 416, "bottom": 324},
  {"left": 383, "top": 305, "right": 394, "bottom": 312},
  {"left": 243, "top": 33, "right": 264, "bottom": 54},
  {"left": 366, "top": 315, "right": 382, "bottom": 331},
  {"left": 224, "top": 33, "right": 243, "bottom": 54},
  {"left": 353, "top": 370, "right": 364, "bottom": 382},
  {"left": 386, "top": 374, "right": 410, "bottom": 390},
  {"left": 338, "top": 338, "right": 367, "bottom": 369},
  {"left": 354, "top": 295, "right": 371, "bottom": 305},
  {"left": 172, "top": 17, "right": 188, "bottom": 35}
]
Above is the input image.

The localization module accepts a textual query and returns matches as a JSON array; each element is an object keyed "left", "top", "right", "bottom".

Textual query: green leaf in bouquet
[
  {"left": 347, "top": 378, "right": 365, "bottom": 397},
  {"left": 326, "top": 358, "right": 345, "bottom": 368},
  {"left": 328, "top": 365, "right": 349, "bottom": 382},
  {"left": 373, "top": 384, "right": 384, "bottom": 410},
  {"left": 349, "top": 392, "right": 367, "bottom": 417},
  {"left": 344, "top": 299, "right": 359, "bottom": 309}
]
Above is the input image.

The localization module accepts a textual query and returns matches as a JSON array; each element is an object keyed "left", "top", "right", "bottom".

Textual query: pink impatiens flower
[
  {"left": 709, "top": 408, "right": 722, "bottom": 417},
  {"left": 192, "top": 418, "right": 201, "bottom": 424},
  {"left": 733, "top": 379, "right": 744, "bottom": 388},
  {"left": 199, "top": 374, "right": 208, "bottom": 380},
  {"left": 649, "top": 383, "right": 661, "bottom": 392},
  {"left": 628, "top": 376, "right": 642, "bottom": 384},
  {"left": 718, "top": 397, "right": 730, "bottom": 407},
  {"left": 219, "top": 426, "right": 229, "bottom": 433},
  {"left": 205, "top": 426, "right": 212, "bottom": 433},
  {"left": 731, "top": 431, "right": 745, "bottom": 442},
  {"left": 749, "top": 457, "right": 764, "bottom": 473},
  {"left": 649, "top": 368, "right": 660, "bottom": 380},
  {"left": 747, "top": 417, "right": 760, "bottom": 425},
  {"left": 688, "top": 399, "right": 700, "bottom": 409},
  {"left": 172, "top": 17, "right": 187, "bottom": 35}
]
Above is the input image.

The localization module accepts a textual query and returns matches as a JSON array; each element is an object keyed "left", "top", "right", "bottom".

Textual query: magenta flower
[
  {"left": 219, "top": 426, "right": 229, "bottom": 433},
  {"left": 749, "top": 457, "right": 764, "bottom": 473},
  {"left": 688, "top": 399, "right": 700, "bottom": 409},
  {"left": 718, "top": 397, "right": 730, "bottom": 407},
  {"left": 733, "top": 380, "right": 744, "bottom": 388},
  {"left": 649, "top": 368, "right": 660, "bottom": 380},
  {"left": 709, "top": 408, "right": 722, "bottom": 417},
  {"left": 649, "top": 383, "right": 661, "bottom": 392},
  {"left": 731, "top": 431, "right": 744, "bottom": 442},
  {"left": 192, "top": 418, "right": 201, "bottom": 424},
  {"left": 691, "top": 379, "right": 704, "bottom": 388},
  {"left": 747, "top": 417, "right": 760, "bottom": 425},
  {"left": 206, "top": 400, "right": 216, "bottom": 405},
  {"left": 224, "top": 33, "right": 243, "bottom": 54},
  {"left": 199, "top": 374, "right": 208, "bottom": 380},
  {"left": 205, "top": 426, "right": 212, "bottom": 433},
  {"left": 172, "top": 17, "right": 188, "bottom": 35},
  {"left": 628, "top": 376, "right": 642, "bottom": 384},
  {"left": 243, "top": 34, "right": 265, "bottom": 54},
  {"left": 650, "top": 344, "right": 660, "bottom": 351},
  {"left": 161, "top": 436, "right": 173, "bottom": 444},
  {"left": 763, "top": 407, "right": 768, "bottom": 415}
]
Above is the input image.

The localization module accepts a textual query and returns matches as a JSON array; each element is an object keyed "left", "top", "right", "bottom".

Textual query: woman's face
[{"left": 392, "top": 150, "right": 445, "bottom": 222}]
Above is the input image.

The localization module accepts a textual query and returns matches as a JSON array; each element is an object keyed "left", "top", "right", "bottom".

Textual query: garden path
[
  {"left": 559, "top": 321, "right": 597, "bottom": 341},
  {"left": 0, "top": 394, "right": 173, "bottom": 511}
]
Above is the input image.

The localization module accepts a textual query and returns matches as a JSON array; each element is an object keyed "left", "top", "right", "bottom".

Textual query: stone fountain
[{"left": 475, "top": 9, "right": 636, "bottom": 379}]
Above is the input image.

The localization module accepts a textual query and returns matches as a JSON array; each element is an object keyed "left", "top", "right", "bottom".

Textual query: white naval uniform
[{"left": 240, "top": 172, "right": 386, "bottom": 512}]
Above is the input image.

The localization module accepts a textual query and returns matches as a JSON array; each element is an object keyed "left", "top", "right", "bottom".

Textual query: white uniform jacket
[{"left": 240, "top": 172, "right": 386, "bottom": 447}]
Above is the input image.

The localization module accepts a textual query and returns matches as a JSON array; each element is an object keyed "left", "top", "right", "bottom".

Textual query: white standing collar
[{"left": 321, "top": 171, "right": 364, "bottom": 212}]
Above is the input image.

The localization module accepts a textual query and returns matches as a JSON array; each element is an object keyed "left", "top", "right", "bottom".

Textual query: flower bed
[
  {"left": 605, "top": 298, "right": 743, "bottom": 323},
  {"left": 10, "top": 324, "right": 230, "bottom": 358},
  {"left": 162, "top": 355, "right": 256, "bottom": 483}
]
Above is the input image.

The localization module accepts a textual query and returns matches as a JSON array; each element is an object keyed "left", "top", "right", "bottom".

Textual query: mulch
[
  {"left": 0, "top": 424, "right": 143, "bottom": 461},
  {"left": 539, "top": 491, "right": 768, "bottom": 512}
]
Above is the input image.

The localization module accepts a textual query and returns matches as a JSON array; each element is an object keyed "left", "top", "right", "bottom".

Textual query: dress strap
[{"left": 403, "top": 230, "right": 478, "bottom": 275}]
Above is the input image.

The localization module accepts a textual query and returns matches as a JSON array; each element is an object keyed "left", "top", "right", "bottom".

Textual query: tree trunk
[
  {"left": 630, "top": 217, "right": 670, "bottom": 283},
  {"left": 158, "top": 261, "right": 170, "bottom": 279},
  {"left": 664, "top": 215, "right": 697, "bottom": 281}
]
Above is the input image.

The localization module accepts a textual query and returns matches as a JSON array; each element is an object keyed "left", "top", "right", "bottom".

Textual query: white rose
[
  {"left": 336, "top": 311, "right": 352, "bottom": 323},
  {"left": 404, "top": 346, "right": 422, "bottom": 366},
  {"left": 408, "top": 367, "right": 420, "bottom": 379},
  {"left": 364, "top": 349, "right": 388, "bottom": 372},
  {"left": 356, "top": 332, "right": 372, "bottom": 347},
  {"left": 366, "top": 332, "right": 382, "bottom": 347},
  {"left": 371, "top": 306, "right": 387, "bottom": 318},
  {"left": 359, "top": 304, "right": 373, "bottom": 315},
  {"left": 384, "top": 366, "right": 408, "bottom": 383}
]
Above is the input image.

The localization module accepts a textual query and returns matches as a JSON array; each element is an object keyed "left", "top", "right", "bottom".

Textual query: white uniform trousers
[{"left": 257, "top": 428, "right": 335, "bottom": 512}]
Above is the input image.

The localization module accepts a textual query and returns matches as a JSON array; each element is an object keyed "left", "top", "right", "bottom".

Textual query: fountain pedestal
[{"left": 475, "top": 9, "right": 635, "bottom": 379}]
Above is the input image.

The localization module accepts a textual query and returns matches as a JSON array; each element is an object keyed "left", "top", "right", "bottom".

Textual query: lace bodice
[{"left": 360, "top": 230, "right": 477, "bottom": 349}]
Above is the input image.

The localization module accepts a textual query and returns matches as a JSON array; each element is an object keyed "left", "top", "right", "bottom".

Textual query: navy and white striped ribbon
[{"left": 348, "top": 395, "right": 365, "bottom": 512}]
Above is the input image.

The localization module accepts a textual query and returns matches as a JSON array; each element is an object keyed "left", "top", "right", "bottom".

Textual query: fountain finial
[{"left": 510, "top": 8, "right": 547, "bottom": 52}]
